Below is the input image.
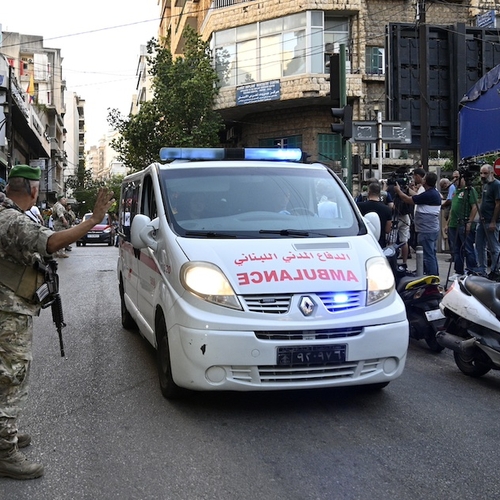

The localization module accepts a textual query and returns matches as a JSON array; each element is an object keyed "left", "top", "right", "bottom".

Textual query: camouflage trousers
[{"left": 0, "top": 311, "right": 32, "bottom": 453}]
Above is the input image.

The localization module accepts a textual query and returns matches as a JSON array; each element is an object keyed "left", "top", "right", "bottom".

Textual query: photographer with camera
[
  {"left": 394, "top": 171, "right": 442, "bottom": 276},
  {"left": 444, "top": 171, "right": 478, "bottom": 276},
  {"left": 386, "top": 169, "right": 413, "bottom": 271},
  {"left": 472, "top": 164, "right": 500, "bottom": 277}
]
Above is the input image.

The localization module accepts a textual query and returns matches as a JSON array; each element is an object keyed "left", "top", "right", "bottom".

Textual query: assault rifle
[{"left": 35, "top": 259, "right": 66, "bottom": 357}]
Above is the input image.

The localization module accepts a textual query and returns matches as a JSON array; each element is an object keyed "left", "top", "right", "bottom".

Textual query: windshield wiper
[
  {"left": 259, "top": 229, "right": 310, "bottom": 237},
  {"left": 184, "top": 230, "right": 237, "bottom": 238}
]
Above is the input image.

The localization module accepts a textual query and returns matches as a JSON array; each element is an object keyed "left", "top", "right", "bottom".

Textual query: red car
[{"left": 76, "top": 213, "right": 115, "bottom": 246}]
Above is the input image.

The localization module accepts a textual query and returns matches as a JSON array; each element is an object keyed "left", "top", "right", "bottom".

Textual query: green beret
[{"left": 9, "top": 164, "right": 41, "bottom": 181}]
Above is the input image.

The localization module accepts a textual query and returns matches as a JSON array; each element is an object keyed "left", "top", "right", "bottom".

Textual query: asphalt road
[{"left": 2, "top": 246, "right": 499, "bottom": 500}]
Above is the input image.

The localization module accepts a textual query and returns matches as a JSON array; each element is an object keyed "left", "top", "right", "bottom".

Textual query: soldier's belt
[{"left": 0, "top": 258, "right": 45, "bottom": 302}]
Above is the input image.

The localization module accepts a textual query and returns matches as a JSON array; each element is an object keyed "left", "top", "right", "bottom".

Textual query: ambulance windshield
[{"left": 160, "top": 164, "right": 363, "bottom": 238}]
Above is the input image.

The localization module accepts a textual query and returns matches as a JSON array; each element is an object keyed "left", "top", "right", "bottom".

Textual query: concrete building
[
  {"left": 157, "top": 0, "right": 492, "bottom": 181},
  {"left": 0, "top": 30, "right": 66, "bottom": 203},
  {"left": 131, "top": 44, "right": 153, "bottom": 115},
  {"left": 63, "top": 91, "right": 86, "bottom": 189}
]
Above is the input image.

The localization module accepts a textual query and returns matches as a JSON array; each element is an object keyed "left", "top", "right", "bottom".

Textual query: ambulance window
[
  {"left": 120, "top": 180, "right": 139, "bottom": 241},
  {"left": 141, "top": 175, "right": 157, "bottom": 220}
]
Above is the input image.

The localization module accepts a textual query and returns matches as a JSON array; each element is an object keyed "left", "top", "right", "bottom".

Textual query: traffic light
[
  {"left": 327, "top": 54, "right": 340, "bottom": 105},
  {"left": 330, "top": 104, "right": 353, "bottom": 140}
]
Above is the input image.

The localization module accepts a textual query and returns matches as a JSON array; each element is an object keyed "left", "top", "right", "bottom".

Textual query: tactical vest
[{"left": 0, "top": 257, "right": 45, "bottom": 302}]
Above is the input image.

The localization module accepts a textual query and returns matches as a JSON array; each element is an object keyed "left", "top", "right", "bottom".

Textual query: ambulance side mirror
[
  {"left": 130, "top": 214, "right": 159, "bottom": 252},
  {"left": 363, "top": 212, "right": 381, "bottom": 242}
]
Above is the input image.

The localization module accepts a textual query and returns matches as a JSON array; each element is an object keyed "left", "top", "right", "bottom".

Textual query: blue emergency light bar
[{"left": 159, "top": 147, "right": 303, "bottom": 162}]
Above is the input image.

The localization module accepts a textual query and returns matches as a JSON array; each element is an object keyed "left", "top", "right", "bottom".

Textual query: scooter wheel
[
  {"left": 425, "top": 336, "right": 445, "bottom": 353},
  {"left": 453, "top": 351, "right": 491, "bottom": 377}
]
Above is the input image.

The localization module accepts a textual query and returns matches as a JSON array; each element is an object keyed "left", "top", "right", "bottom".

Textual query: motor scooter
[
  {"left": 384, "top": 244, "right": 446, "bottom": 352},
  {"left": 436, "top": 275, "right": 500, "bottom": 376}
]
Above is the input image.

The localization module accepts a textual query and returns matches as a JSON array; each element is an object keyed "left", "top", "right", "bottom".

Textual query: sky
[{"left": 1, "top": 0, "right": 160, "bottom": 146}]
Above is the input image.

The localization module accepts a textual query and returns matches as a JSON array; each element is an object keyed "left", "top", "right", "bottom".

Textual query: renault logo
[{"left": 299, "top": 296, "right": 315, "bottom": 316}]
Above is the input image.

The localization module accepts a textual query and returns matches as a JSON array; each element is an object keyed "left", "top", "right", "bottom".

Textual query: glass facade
[{"left": 214, "top": 12, "right": 349, "bottom": 88}]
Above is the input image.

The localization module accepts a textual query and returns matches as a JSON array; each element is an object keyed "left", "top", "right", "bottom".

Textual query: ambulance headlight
[
  {"left": 181, "top": 262, "right": 242, "bottom": 310},
  {"left": 366, "top": 256, "right": 394, "bottom": 305}
]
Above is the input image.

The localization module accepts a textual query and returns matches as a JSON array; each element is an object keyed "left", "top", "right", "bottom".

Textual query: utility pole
[
  {"left": 338, "top": 45, "right": 352, "bottom": 192},
  {"left": 418, "top": 0, "right": 429, "bottom": 169},
  {"left": 376, "top": 111, "right": 383, "bottom": 179}
]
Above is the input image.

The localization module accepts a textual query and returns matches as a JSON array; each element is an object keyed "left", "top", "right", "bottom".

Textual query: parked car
[{"left": 76, "top": 213, "right": 115, "bottom": 246}]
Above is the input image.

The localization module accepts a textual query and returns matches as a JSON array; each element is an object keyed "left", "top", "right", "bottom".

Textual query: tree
[
  {"left": 66, "top": 171, "right": 123, "bottom": 216},
  {"left": 107, "top": 27, "right": 224, "bottom": 172}
]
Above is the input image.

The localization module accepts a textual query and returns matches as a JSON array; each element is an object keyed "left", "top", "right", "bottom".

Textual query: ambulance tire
[
  {"left": 119, "top": 278, "right": 137, "bottom": 331},
  {"left": 156, "top": 313, "right": 184, "bottom": 399}
]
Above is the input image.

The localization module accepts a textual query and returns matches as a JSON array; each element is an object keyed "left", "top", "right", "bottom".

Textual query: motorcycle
[
  {"left": 436, "top": 275, "right": 500, "bottom": 377},
  {"left": 384, "top": 244, "right": 446, "bottom": 352}
]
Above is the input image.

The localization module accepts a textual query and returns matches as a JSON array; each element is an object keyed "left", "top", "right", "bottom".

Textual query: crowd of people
[{"left": 356, "top": 164, "right": 500, "bottom": 279}]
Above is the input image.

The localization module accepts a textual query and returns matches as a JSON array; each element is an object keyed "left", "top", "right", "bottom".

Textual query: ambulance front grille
[
  {"left": 241, "top": 291, "right": 364, "bottom": 314},
  {"left": 255, "top": 327, "right": 363, "bottom": 341},
  {"left": 230, "top": 359, "right": 380, "bottom": 384},
  {"left": 241, "top": 294, "right": 292, "bottom": 314}
]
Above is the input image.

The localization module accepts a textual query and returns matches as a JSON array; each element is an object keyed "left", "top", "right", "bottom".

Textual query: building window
[
  {"left": 214, "top": 12, "right": 349, "bottom": 88},
  {"left": 259, "top": 135, "right": 302, "bottom": 149},
  {"left": 317, "top": 133, "right": 342, "bottom": 162},
  {"left": 365, "top": 47, "right": 385, "bottom": 75},
  {"left": 323, "top": 17, "right": 350, "bottom": 73}
]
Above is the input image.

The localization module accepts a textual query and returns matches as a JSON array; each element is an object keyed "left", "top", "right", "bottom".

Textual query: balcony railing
[{"left": 214, "top": 0, "right": 254, "bottom": 8}]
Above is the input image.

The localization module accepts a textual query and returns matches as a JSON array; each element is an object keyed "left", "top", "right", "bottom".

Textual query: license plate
[
  {"left": 87, "top": 234, "right": 100, "bottom": 238},
  {"left": 425, "top": 308, "right": 445, "bottom": 322},
  {"left": 277, "top": 344, "right": 346, "bottom": 366}
]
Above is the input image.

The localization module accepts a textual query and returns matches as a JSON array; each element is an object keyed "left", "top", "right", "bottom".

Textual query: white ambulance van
[{"left": 117, "top": 148, "right": 408, "bottom": 399}]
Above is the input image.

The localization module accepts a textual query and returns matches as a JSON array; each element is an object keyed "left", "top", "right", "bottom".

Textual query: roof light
[{"left": 159, "top": 147, "right": 303, "bottom": 162}]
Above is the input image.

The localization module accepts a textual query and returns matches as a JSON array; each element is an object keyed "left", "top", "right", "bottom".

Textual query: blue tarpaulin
[{"left": 459, "top": 64, "right": 500, "bottom": 159}]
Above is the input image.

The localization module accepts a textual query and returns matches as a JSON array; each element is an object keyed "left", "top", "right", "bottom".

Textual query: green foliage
[
  {"left": 66, "top": 170, "right": 123, "bottom": 216},
  {"left": 107, "top": 26, "right": 224, "bottom": 173}
]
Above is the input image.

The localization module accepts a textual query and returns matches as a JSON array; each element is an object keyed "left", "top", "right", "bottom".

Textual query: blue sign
[
  {"left": 477, "top": 10, "right": 496, "bottom": 28},
  {"left": 236, "top": 80, "right": 280, "bottom": 106}
]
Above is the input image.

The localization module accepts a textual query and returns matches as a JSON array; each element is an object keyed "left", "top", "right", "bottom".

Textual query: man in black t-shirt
[{"left": 357, "top": 182, "right": 393, "bottom": 247}]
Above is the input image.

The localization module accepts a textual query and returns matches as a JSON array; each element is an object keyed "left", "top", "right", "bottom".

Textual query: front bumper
[{"left": 167, "top": 320, "right": 409, "bottom": 391}]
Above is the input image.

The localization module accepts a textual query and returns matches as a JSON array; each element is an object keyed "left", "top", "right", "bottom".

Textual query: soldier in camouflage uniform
[
  {"left": 0, "top": 165, "right": 114, "bottom": 480},
  {"left": 51, "top": 195, "right": 69, "bottom": 258}
]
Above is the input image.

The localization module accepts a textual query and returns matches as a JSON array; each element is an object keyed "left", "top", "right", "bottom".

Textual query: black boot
[{"left": 0, "top": 448, "right": 44, "bottom": 480}]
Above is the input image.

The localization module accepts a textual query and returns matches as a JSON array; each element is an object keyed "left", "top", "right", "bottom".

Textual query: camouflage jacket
[
  {"left": 0, "top": 196, "right": 54, "bottom": 315},
  {"left": 52, "top": 201, "right": 67, "bottom": 231}
]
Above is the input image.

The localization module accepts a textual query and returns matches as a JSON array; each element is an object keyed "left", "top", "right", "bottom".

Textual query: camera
[
  {"left": 387, "top": 171, "right": 410, "bottom": 188},
  {"left": 458, "top": 160, "right": 481, "bottom": 182}
]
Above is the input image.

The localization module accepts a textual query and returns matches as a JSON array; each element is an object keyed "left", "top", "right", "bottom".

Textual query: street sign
[
  {"left": 494, "top": 158, "right": 500, "bottom": 176},
  {"left": 351, "top": 121, "right": 412, "bottom": 144},
  {"left": 382, "top": 121, "right": 412, "bottom": 143},
  {"left": 352, "top": 121, "right": 377, "bottom": 141}
]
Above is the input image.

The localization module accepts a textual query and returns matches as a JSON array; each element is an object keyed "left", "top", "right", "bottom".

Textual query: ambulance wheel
[
  {"left": 119, "top": 278, "right": 137, "bottom": 331},
  {"left": 156, "top": 314, "right": 184, "bottom": 399}
]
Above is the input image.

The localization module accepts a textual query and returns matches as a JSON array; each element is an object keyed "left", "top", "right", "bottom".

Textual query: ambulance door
[
  {"left": 136, "top": 174, "right": 159, "bottom": 332},
  {"left": 119, "top": 180, "right": 139, "bottom": 315}
]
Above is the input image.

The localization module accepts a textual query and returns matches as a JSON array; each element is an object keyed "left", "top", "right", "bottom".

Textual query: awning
[{"left": 459, "top": 64, "right": 500, "bottom": 159}]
